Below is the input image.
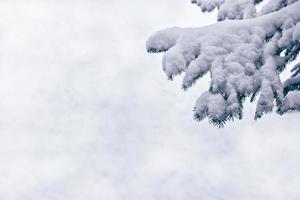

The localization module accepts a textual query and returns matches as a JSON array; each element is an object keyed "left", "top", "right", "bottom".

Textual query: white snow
[
  {"left": 147, "top": 1, "right": 300, "bottom": 123},
  {"left": 192, "top": 0, "right": 258, "bottom": 20},
  {"left": 0, "top": 1, "right": 300, "bottom": 200},
  {"left": 282, "top": 91, "right": 300, "bottom": 111}
]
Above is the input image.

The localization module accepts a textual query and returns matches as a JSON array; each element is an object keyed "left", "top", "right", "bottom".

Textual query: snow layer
[
  {"left": 192, "top": 0, "right": 258, "bottom": 20},
  {"left": 259, "top": 0, "right": 298, "bottom": 15},
  {"left": 281, "top": 91, "right": 300, "bottom": 112},
  {"left": 191, "top": 0, "right": 298, "bottom": 21},
  {"left": 147, "top": 1, "right": 300, "bottom": 125}
]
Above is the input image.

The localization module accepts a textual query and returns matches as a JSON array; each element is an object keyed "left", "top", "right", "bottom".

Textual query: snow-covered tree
[{"left": 147, "top": 0, "right": 300, "bottom": 127}]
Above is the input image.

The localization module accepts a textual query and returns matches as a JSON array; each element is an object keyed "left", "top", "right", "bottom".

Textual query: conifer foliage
[{"left": 147, "top": 0, "right": 300, "bottom": 126}]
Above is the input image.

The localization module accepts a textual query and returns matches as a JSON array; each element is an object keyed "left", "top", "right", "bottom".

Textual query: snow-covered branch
[
  {"left": 191, "top": 0, "right": 298, "bottom": 21},
  {"left": 147, "top": 2, "right": 300, "bottom": 126},
  {"left": 191, "top": 0, "right": 259, "bottom": 20}
]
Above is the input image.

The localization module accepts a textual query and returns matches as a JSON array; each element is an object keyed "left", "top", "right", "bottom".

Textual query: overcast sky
[{"left": 0, "top": 0, "right": 299, "bottom": 199}]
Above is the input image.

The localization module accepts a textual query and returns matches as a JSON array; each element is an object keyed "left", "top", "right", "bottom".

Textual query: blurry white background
[{"left": 0, "top": 0, "right": 299, "bottom": 199}]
